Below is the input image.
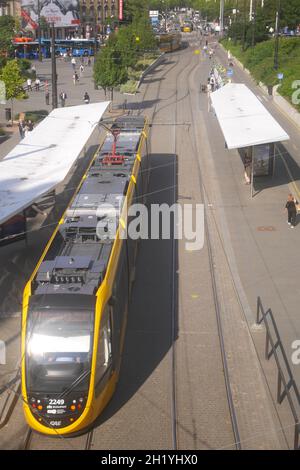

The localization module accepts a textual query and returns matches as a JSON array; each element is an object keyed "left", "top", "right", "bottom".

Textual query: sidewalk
[
  {"left": 0, "top": 58, "right": 129, "bottom": 161},
  {"left": 196, "top": 42, "right": 300, "bottom": 445}
]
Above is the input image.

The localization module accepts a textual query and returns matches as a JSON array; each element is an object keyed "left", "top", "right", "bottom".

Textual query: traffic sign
[{"left": 227, "top": 69, "right": 234, "bottom": 77}]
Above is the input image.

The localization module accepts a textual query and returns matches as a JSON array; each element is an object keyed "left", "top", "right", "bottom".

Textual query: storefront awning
[
  {"left": 0, "top": 101, "right": 110, "bottom": 225},
  {"left": 210, "top": 83, "right": 289, "bottom": 150}
]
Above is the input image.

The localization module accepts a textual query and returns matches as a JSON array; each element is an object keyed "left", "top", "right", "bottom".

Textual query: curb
[
  {"left": 120, "top": 53, "right": 165, "bottom": 96},
  {"left": 136, "top": 53, "right": 165, "bottom": 91}
]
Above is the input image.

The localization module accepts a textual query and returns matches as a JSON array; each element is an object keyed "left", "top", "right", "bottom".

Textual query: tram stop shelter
[
  {"left": 210, "top": 83, "right": 290, "bottom": 197},
  {"left": 0, "top": 101, "right": 110, "bottom": 245}
]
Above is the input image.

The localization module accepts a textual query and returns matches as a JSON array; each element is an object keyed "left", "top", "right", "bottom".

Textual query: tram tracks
[
  {"left": 186, "top": 56, "right": 242, "bottom": 449},
  {"left": 21, "top": 427, "right": 95, "bottom": 450},
  {"left": 147, "top": 39, "right": 242, "bottom": 449}
]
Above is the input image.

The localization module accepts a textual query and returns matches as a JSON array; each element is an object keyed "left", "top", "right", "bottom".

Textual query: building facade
[
  {"left": 77, "top": 0, "right": 118, "bottom": 39},
  {"left": 0, "top": 0, "right": 21, "bottom": 17}
]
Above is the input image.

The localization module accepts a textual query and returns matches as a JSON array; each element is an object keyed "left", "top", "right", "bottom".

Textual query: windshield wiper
[{"left": 58, "top": 369, "right": 91, "bottom": 399}]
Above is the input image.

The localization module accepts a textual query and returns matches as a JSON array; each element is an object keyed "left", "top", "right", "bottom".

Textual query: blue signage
[{"left": 227, "top": 68, "right": 234, "bottom": 77}]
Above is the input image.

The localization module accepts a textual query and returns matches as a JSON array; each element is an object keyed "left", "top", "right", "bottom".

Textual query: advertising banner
[{"left": 21, "top": 0, "right": 80, "bottom": 28}]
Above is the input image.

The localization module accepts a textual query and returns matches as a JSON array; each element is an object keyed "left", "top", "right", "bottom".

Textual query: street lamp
[
  {"left": 51, "top": 23, "right": 58, "bottom": 109},
  {"left": 274, "top": 0, "right": 281, "bottom": 70},
  {"left": 37, "top": 0, "right": 43, "bottom": 62}
]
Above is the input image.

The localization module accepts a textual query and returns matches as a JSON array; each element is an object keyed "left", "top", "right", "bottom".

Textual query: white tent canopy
[
  {"left": 0, "top": 102, "right": 110, "bottom": 225},
  {"left": 210, "top": 83, "right": 289, "bottom": 150}
]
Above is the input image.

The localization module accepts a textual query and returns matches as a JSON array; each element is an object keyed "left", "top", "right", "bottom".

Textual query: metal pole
[
  {"left": 242, "top": 0, "right": 246, "bottom": 50},
  {"left": 220, "top": 0, "right": 224, "bottom": 37},
  {"left": 37, "top": 0, "right": 42, "bottom": 61},
  {"left": 51, "top": 23, "right": 58, "bottom": 109},
  {"left": 274, "top": 0, "right": 281, "bottom": 70},
  {"left": 251, "top": 146, "right": 254, "bottom": 198}
]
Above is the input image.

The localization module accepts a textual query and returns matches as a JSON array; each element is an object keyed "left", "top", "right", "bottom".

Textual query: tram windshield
[{"left": 26, "top": 309, "right": 94, "bottom": 394}]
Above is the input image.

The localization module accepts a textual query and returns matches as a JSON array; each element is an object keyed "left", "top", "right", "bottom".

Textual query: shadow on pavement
[{"left": 94, "top": 153, "right": 179, "bottom": 425}]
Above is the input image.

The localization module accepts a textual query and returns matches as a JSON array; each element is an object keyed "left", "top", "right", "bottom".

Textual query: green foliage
[
  {"left": 222, "top": 38, "right": 300, "bottom": 111},
  {"left": 120, "top": 80, "right": 138, "bottom": 94},
  {"left": 0, "top": 15, "right": 15, "bottom": 57},
  {"left": 94, "top": 46, "right": 128, "bottom": 90},
  {"left": 0, "top": 60, "right": 26, "bottom": 102},
  {"left": 113, "top": 26, "right": 138, "bottom": 68}
]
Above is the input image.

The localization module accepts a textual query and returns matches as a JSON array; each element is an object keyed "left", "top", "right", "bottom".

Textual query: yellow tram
[{"left": 21, "top": 116, "right": 149, "bottom": 435}]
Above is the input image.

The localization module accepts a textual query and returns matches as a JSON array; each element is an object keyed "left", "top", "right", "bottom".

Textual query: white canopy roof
[
  {"left": 0, "top": 101, "right": 109, "bottom": 225},
  {"left": 210, "top": 83, "right": 289, "bottom": 150}
]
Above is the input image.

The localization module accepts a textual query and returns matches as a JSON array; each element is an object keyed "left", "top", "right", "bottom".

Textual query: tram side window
[{"left": 95, "top": 307, "right": 113, "bottom": 396}]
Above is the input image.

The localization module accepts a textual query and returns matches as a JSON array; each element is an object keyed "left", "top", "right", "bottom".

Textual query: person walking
[
  {"left": 59, "top": 91, "right": 67, "bottom": 107},
  {"left": 35, "top": 77, "right": 40, "bottom": 91},
  {"left": 87, "top": 57, "right": 91, "bottom": 67},
  {"left": 285, "top": 194, "right": 298, "bottom": 228},
  {"left": 27, "top": 120, "right": 34, "bottom": 132},
  {"left": 83, "top": 91, "right": 90, "bottom": 104},
  {"left": 71, "top": 57, "right": 76, "bottom": 70},
  {"left": 18, "top": 119, "right": 25, "bottom": 139},
  {"left": 27, "top": 77, "right": 32, "bottom": 91},
  {"left": 45, "top": 90, "right": 50, "bottom": 105},
  {"left": 79, "top": 64, "right": 84, "bottom": 76}
]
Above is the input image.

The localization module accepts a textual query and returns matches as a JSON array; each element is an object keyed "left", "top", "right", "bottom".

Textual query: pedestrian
[
  {"left": 31, "top": 64, "right": 36, "bottom": 77},
  {"left": 18, "top": 119, "right": 25, "bottom": 139},
  {"left": 244, "top": 152, "right": 252, "bottom": 184},
  {"left": 45, "top": 90, "right": 50, "bottom": 105},
  {"left": 285, "top": 194, "right": 298, "bottom": 228},
  {"left": 27, "top": 120, "right": 33, "bottom": 132},
  {"left": 83, "top": 91, "right": 90, "bottom": 104},
  {"left": 87, "top": 57, "right": 91, "bottom": 67},
  {"left": 71, "top": 57, "right": 76, "bottom": 70},
  {"left": 35, "top": 77, "right": 40, "bottom": 91},
  {"left": 79, "top": 64, "right": 84, "bottom": 76},
  {"left": 27, "top": 77, "right": 32, "bottom": 91},
  {"left": 24, "top": 123, "right": 29, "bottom": 138},
  {"left": 59, "top": 91, "right": 67, "bottom": 107},
  {"left": 209, "top": 75, "right": 215, "bottom": 92}
]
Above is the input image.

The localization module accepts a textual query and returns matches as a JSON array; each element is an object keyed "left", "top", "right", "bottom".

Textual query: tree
[
  {"left": 0, "top": 15, "right": 15, "bottom": 58},
  {"left": 94, "top": 46, "right": 128, "bottom": 102},
  {"left": 0, "top": 60, "right": 27, "bottom": 125}
]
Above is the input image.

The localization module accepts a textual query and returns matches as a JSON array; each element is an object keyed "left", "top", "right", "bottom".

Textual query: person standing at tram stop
[
  {"left": 285, "top": 194, "right": 298, "bottom": 228},
  {"left": 244, "top": 151, "right": 252, "bottom": 184},
  {"left": 60, "top": 91, "right": 67, "bottom": 107}
]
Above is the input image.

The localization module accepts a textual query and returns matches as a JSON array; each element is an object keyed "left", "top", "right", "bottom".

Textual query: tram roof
[
  {"left": 0, "top": 102, "right": 109, "bottom": 225},
  {"left": 210, "top": 83, "right": 289, "bottom": 150}
]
